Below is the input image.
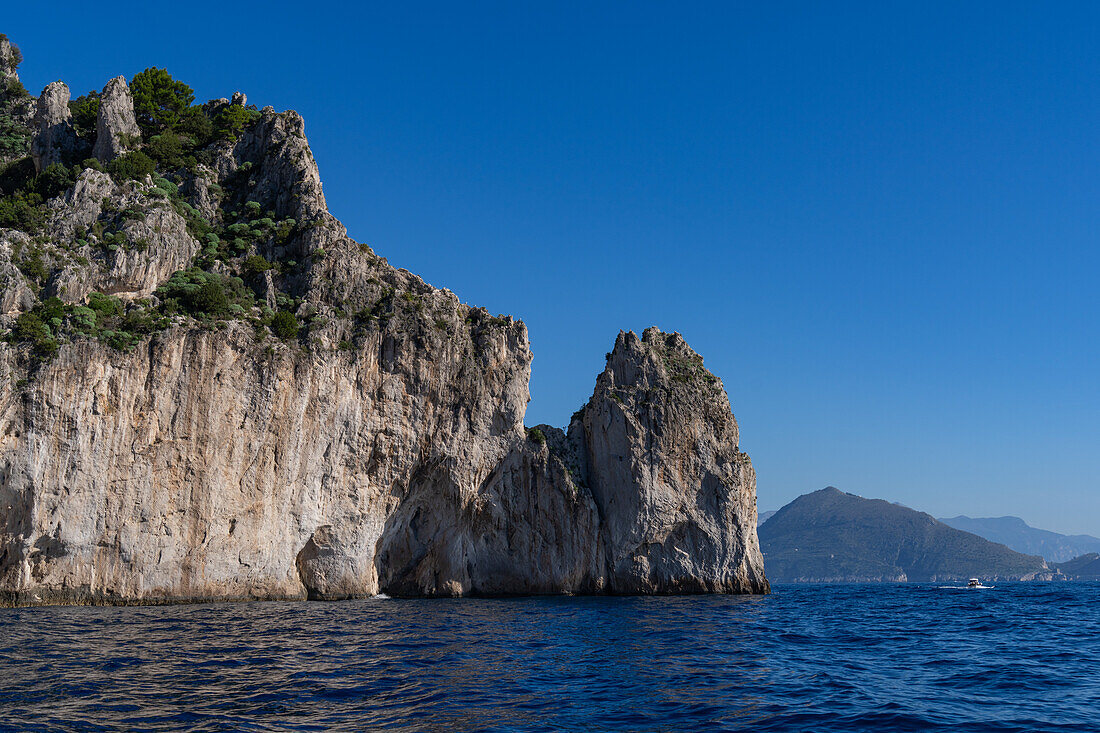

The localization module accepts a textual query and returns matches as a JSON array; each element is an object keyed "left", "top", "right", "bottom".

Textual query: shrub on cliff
[
  {"left": 3, "top": 78, "right": 29, "bottom": 98},
  {"left": 130, "top": 68, "right": 195, "bottom": 135},
  {"left": 87, "top": 291, "right": 122, "bottom": 322},
  {"left": 146, "top": 131, "right": 190, "bottom": 171},
  {"left": 190, "top": 280, "right": 229, "bottom": 316},
  {"left": 0, "top": 157, "right": 33, "bottom": 194},
  {"left": 107, "top": 150, "right": 155, "bottom": 182},
  {"left": 34, "top": 163, "right": 75, "bottom": 199},
  {"left": 0, "top": 107, "right": 31, "bottom": 159},
  {"left": 243, "top": 255, "right": 273, "bottom": 277},
  {"left": 0, "top": 191, "right": 45, "bottom": 233},
  {"left": 270, "top": 311, "right": 299, "bottom": 340},
  {"left": 176, "top": 106, "right": 214, "bottom": 146},
  {"left": 17, "top": 250, "right": 48, "bottom": 284},
  {"left": 156, "top": 268, "right": 254, "bottom": 319},
  {"left": 214, "top": 105, "right": 260, "bottom": 142},
  {"left": 9, "top": 311, "right": 58, "bottom": 358},
  {"left": 69, "top": 91, "right": 100, "bottom": 137},
  {"left": 12, "top": 312, "right": 49, "bottom": 342}
]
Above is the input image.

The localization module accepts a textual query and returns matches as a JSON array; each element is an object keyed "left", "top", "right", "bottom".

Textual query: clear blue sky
[{"left": 7, "top": 2, "right": 1100, "bottom": 534}]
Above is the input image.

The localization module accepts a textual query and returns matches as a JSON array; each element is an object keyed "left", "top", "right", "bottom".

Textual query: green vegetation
[
  {"left": 4, "top": 292, "right": 171, "bottom": 357},
  {"left": 1, "top": 38, "right": 32, "bottom": 160},
  {"left": 243, "top": 255, "right": 273, "bottom": 276},
  {"left": 17, "top": 249, "right": 48, "bottom": 285},
  {"left": 130, "top": 67, "right": 196, "bottom": 135},
  {"left": 214, "top": 105, "right": 260, "bottom": 141},
  {"left": 0, "top": 189, "right": 46, "bottom": 232},
  {"left": 0, "top": 161, "right": 79, "bottom": 234},
  {"left": 156, "top": 268, "right": 254, "bottom": 318},
  {"left": 69, "top": 91, "right": 100, "bottom": 137},
  {"left": 270, "top": 310, "right": 299, "bottom": 340},
  {"left": 107, "top": 150, "right": 155, "bottom": 182},
  {"left": 145, "top": 131, "right": 189, "bottom": 170},
  {"left": 526, "top": 427, "right": 547, "bottom": 446},
  {"left": 0, "top": 106, "right": 31, "bottom": 160}
]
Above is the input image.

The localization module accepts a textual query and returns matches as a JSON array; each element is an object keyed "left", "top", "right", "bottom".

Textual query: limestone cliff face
[{"left": 0, "top": 44, "right": 768, "bottom": 604}]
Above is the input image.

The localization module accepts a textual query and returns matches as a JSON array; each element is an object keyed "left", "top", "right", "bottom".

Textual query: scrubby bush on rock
[
  {"left": 107, "top": 150, "right": 155, "bottom": 182},
  {"left": 270, "top": 310, "right": 299, "bottom": 340}
]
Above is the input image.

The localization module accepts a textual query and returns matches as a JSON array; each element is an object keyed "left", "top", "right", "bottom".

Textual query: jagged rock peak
[
  {"left": 231, "top": 91, "right": 247, "bottom": 106},
  {"left": 30, "top": 81, "right": 77, "bottom": 173},
  {"left": 0, "top": 34, "right": 20, "bottom": 84},
  {"left": 93, "top": 76, "right": 140, "bottom": 163},
  {"left": 577, "top": 326, "right": 764, "bottom": 593}
]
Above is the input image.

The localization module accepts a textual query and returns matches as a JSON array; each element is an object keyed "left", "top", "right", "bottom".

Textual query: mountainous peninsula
[
  {"left": 938, "top": 515, "right": 1100, "bottom": 563},
  {"left": 760, "top": 488, "right": 1051, "bottom": 582},
  {"left": 0, "top": 37, "right": 768, "bottom": 605},
  {"left": 1053, "top": 553, "right": 1100, "bottom": 580}
]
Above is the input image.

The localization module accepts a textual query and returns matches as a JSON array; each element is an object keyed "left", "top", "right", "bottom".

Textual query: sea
[{"left": 2, "top": 583, "right": 1098, "bottom": 732}]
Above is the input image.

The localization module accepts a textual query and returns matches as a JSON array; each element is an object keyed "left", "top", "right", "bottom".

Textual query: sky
[{"left": 6, "top": 2, "right": 1100, "bottom": 534}]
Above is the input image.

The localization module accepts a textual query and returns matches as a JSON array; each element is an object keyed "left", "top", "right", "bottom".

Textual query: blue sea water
[{"left": 2, "top": 583, "right": 1099, "bottom": 732}]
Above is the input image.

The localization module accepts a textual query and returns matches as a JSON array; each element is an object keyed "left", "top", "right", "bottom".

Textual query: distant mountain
[
  {"left": 937, "top": 516, "right": 1100, "bottom": 563},
  {"left": 760, "top": 487, "right": 1049, "bottom": 583},
  {"left": 1054, "top": 553, "right": 1100, "bottom": 580},
  {"left": 758, "top": 510, "right": 776, "bottom": 526}
]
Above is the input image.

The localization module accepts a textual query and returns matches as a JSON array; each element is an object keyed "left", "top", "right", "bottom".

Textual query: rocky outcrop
[
  {"left": 30, "top": 81, "right": 77, "bottom": 172},
  {"left": 0, "top": 35, "right": 19, "bottom": 86},
  {"left": 0, "top": 231, "right": 36, "bottom": 314},
  {"left": 575, "top": 328, "right": 767, "bottom": 593},
  {"left": 92, "top": 77, "right": 140, "bottom": 163},
  {"left": 217, "top": 110, "right": 329, "bottom": 226},
  {"left": 42, "top": 170, "right": 201, "bottom": 302},
  {"left": 0, "top": 42, "right": 768, "bottom": 605}
]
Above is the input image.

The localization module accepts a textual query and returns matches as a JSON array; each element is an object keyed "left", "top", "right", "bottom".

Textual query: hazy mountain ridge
[
  {"left": 760, "top": 488, "right": 1050, "bottom": 583},
  {"left": 938, "top": 516, "right": 1100, "bottom": 563}
]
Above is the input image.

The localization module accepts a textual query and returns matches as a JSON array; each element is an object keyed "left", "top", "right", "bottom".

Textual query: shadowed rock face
[{"left": 0, "top": 43, "right": 768, "bottom": 605}]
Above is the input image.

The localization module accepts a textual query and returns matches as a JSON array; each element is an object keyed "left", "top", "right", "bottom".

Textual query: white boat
[{"left": 967, "top": 578, "right": 981, "bottom": 588}]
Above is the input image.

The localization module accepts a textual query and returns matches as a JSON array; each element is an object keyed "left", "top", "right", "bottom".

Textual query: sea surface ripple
[{"left": 3, "top": 583, "right": 1100, "bottom": 731}]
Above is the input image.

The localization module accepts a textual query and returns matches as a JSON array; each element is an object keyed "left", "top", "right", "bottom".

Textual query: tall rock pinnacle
[
  {"left": 0, "top": 35, "right": 19, "bottom": 86},
  {"left": 30, "top": 81, "right": 77, "bottom": 172},
  {"left": 93, "top": 76, "right": 141, "bottom": 163}
]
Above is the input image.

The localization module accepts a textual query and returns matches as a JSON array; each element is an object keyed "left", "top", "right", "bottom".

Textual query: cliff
[
  {"left": 760, "top": 488, "right": 1050, "bottom": 583},
  {"left": 0, "top": 41, "right": 768, "bottom": 604}
]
